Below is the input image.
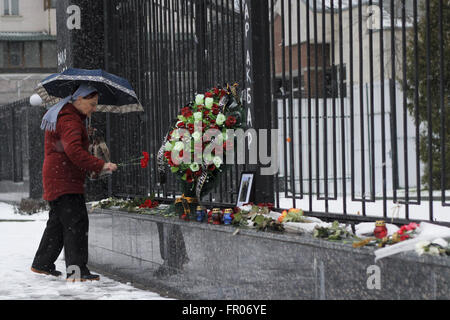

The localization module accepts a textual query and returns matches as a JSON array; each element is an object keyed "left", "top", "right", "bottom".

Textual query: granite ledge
[{"left": 90, "top": 208, "right": 450, "bottom": 268}]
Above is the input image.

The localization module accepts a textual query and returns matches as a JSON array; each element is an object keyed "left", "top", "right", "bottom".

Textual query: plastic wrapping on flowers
[{"left": 158, "top": 85, "right": 246, "bottom": 199}]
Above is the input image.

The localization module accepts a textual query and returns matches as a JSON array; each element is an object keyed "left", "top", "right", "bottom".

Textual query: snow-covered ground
[{"left": 0, "top": 202, "right": 173, "bottom": 300}]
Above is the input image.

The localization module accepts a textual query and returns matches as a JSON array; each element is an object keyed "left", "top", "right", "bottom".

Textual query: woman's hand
[{"left": 102, "top": 162, "right": 118, "bottom": 172}]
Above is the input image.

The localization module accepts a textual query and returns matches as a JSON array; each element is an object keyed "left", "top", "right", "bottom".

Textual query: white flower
[
  {"left": 216, "top": 113, "right": 226, "bottom": 126},
  {"left": 213, "top": 156, "right": 223, "bottom": 168},
  {"left": 171, "top": 130, "right": 180, "bottom": 140},
  {"left": 165, "top": 141, "right": 174, "bottom": 151},
  {"left": 192, "top": 131, "right": 202, "bottom": 141},
  {"left": 173, "top": 141, "right": 185, "bottom": 152},
  {"left": 195, "top": 94, "right": 205, "bottom": 105},
  {"left": 415, "top": 241, "right": 430, "bottom": 256},
  {"left": 205, "top": 97, "right": 214, "bottom": 109},
  {"left": 194, "top": 112, "right": 203, "bottom": 121},
  {"left": 190, "top": 163, "right": 200, "bottom": 172},
  {"left": 429, "top": 246, "right": 441, "bottom": 256}
]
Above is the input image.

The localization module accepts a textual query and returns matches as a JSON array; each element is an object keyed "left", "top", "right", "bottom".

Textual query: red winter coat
[{"left": 42, "top": 103, "right": 105, "bottom": 201}]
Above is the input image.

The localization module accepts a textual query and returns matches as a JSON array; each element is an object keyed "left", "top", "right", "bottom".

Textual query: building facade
[{"left": 0, "top": 0, "right": 57, "bottom": 105}]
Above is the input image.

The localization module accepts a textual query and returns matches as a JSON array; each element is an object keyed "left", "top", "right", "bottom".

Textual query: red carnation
[
  {"left": 177, "top": 122, "right": 186, "bottom": 128},
  {"left": 225, "top": 116, "right": 237, "bottom": 128},
  {"left": 205, "top": 92, "right": 214, "bottom": 98},
  {"left": 212, "top": 105, "right": 220, "bottom": 115},
  {"left": 214, "top": 87, "right": 220, "bottom": 96},
  {"left": 164, "top": 151, "right": 172, "bottom": 160},
  {"left": 203, "top": 110, "right": 210, "bottom": 117},
  {"left": 187, "top": 123, "right": 195, "bottom": 134},
  {"left": 141, "top": 158, "right": 148, "bottom": 168},
  {"left": 181, "top": 107, "right": 193, "bottom": 118},
  {"left": 142, "top": 151, "right": 150, "bottom": 161},
  {"left": 208, "top": 164, "right": 216, "bottom": 171},
  {"left": 186, "top": 169, "right": 194, "bottom": 183}
]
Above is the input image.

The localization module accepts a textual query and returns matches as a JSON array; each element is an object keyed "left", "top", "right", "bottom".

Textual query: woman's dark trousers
[{"left": 32, "top": 194, "right": 89, "bottom": 275}]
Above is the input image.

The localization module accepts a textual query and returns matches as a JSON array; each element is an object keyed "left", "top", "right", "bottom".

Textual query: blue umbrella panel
[{"left": 35, "top": 68, "right": 144, "bottom": 114}]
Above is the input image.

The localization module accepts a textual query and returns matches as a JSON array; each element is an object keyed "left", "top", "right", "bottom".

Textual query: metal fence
[
  {"left": 104, "top": 0, "right": 247, "bottom": 206},
  {"left": 0, "top": 99, "right": 30, "bottom": 182},
  {"left": 100, "top": 0, "right": 449, "bottom": 225}
]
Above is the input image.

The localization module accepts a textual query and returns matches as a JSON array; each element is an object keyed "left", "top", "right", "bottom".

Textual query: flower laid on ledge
[
  {"left": 117, "top": 151, "right": 150, "bottom": 169},
  {"left": 277, "top": 208, "right": 305, "bottom": 223},
  {"left": 313, "top": 221, "right": 356, "bottom": 241},
  {"left": 415, "top": 239, "right": 450, "bottom": 257},
  {"left": 139, "top": 199, "right": 159, "bottom": 209}
]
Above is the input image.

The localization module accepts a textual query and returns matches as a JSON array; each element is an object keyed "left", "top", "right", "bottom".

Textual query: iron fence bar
[
  {"left": 297, "top": 0, "right": 304, "bottom": 200},
  {"left": 401, "top": 0, "right": 410, "bottom": 218},
  {"left": 358, "top": 0, "right": 366, "bottom": 216},
  {"left": 270, "top": 0, "right": 280, "bottom": 208},
  {"left": 349, "top": 0, "right": 355, "bottom": 204},
  {"left": 330, "top": 0, "right": 338, "bottom": 202},
  {"left": 425, "top": 0, "right": 433, "bottom": 220},
  {"left": 288, "top": 0, "right": 296, "bottom": 208},
  {"left": 413, "top": 0, "right": 421, "bottom": 207},
  {"left": 379, "top": 0, "right": 387, "bottom": 217},
  {"left": 338, "top": 0, "right": 347, "bottom": 215},
  {"left": 306, "top": 0, "right": 312, "bottom": 212},
  {"left": 438, "top": 0, "right": 448, "bottom": 207},
  {"left": 280, "top": 0, "right": 288, "bottom": 199},
  {"left": 313, "top": 0, "right": 320, "bottom": 202},
  {"left": 219, "top": 0, "right": 225, "bottom": 203},
  {"left": 390, "top": 0, "right": 399, "bottom": 204},
  {"left": 149, "top": 0, "right": 158, "bottom": 195},
  {"left": 368, "top": 0, "right": 375, "bottom": 202},
  {"left": 320, "top": 0, "right": 328, "bottom": 210}
]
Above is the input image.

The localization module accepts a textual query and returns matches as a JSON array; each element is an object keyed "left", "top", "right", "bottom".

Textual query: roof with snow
[{"left": 0, "top": 32, "right": 56, "bottom": 41}]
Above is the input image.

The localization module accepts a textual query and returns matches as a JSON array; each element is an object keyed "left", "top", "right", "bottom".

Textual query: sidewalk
[{"left": 0, "top": 202, "right": 173, "bottom": 300}]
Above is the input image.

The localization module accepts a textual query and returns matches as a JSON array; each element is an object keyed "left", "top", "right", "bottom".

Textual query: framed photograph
[{"left": 236, "top": 172, "right": 255, "bottom": 207}]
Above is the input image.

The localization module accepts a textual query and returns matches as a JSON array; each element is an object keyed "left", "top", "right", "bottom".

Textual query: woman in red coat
[{"left": 31, "top": 84, "right": 117, "bottom": 282}]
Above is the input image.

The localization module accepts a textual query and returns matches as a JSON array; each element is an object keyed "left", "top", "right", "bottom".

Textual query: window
[
  {"left": 3, "top": 0, "right": 19, "bottom": 15},
  {"left": 44, "top": 0, "right": 56, "bottom": 10},
  {"left": 0, "top": 40, "right": 57, "bottom": 71},
  {"left": 8, "top": 42, "right": 23, "bottom": 67}
]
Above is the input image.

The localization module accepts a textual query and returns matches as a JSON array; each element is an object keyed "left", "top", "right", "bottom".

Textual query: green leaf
[{"left": 171, "top": 167, "right": 180, "bottom": 173}]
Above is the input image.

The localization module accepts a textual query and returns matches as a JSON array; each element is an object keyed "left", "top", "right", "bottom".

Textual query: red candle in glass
[{"left": 374, "top": 221, "right": 388, "bottom": 239}]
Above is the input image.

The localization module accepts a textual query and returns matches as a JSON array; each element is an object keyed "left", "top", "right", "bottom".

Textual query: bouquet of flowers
[{"left": 158, "top": 84, "right": 245, "bottom": 198}]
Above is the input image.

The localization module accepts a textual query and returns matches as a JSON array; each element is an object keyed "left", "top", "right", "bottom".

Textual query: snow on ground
[{"left": 0, "top": 202, "right": 174, "bottom": 300}]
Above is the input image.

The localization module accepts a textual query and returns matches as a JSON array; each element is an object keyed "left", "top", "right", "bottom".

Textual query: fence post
[
  {"left": 56, "top": 0, "right": 108, "bottom": 202},
  {"left": 195, "top": 0, "right": 207, "bottom": 92},
  {"left": 242, "top": 0, "right": 274, "bottom": 203}
]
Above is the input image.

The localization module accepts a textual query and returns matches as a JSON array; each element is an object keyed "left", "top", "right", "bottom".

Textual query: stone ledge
[{"left": 88, "top": 208, "right": 450, "bottom": 300}]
